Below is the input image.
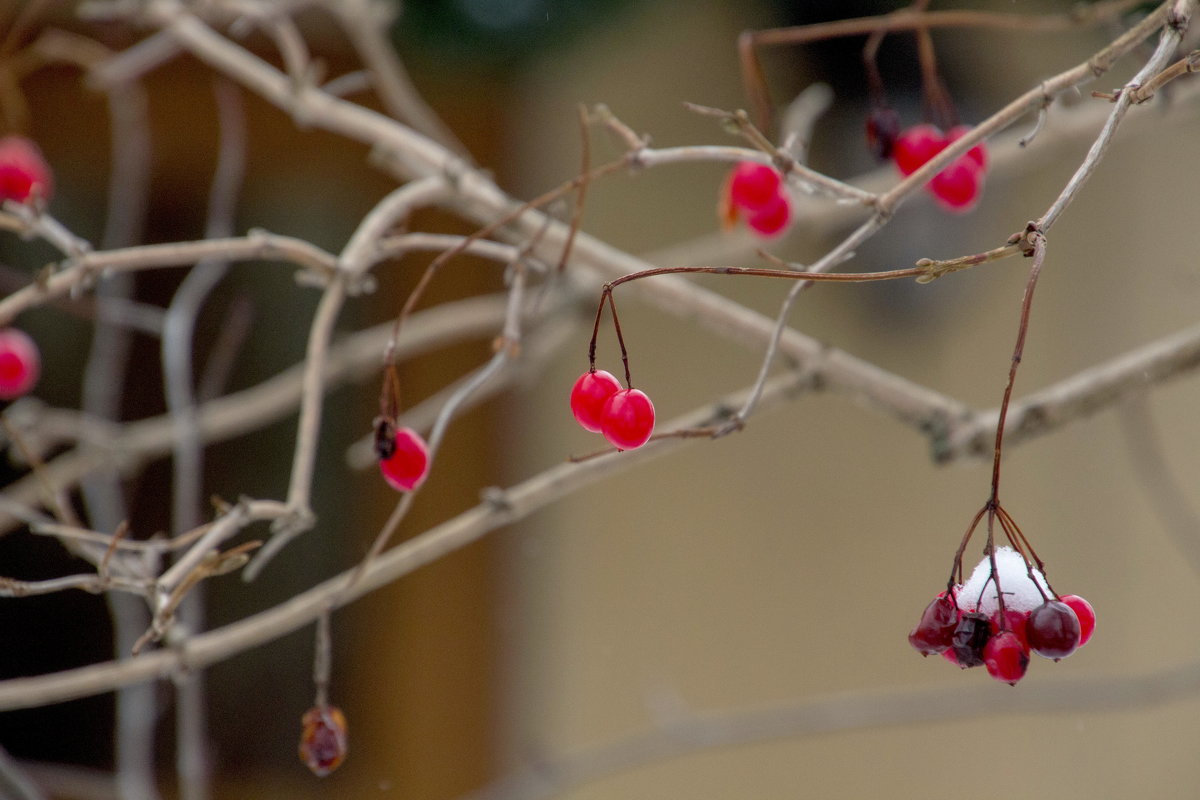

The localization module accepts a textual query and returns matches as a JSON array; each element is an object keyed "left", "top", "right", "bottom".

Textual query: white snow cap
[{"left": 955, "top": 546, "right": 1050, "bottom": 615}]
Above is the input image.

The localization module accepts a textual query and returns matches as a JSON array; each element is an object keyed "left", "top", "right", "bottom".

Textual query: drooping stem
[{"left": 990, "top": 229, "right": 1047, "bottom": 504}]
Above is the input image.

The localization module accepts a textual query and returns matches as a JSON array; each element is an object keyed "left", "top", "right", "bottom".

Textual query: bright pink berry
[
  {"left": 984, "top": 631, "right": 1030, "bottom": 685},
  {"left": 379, "top": 426, "right": 429, "bottom": 491},
  {"left": 892, "top": 124, "right": 946, "bottom": 176},
  {"left": 1027, "top": 600, "right": 1081, "bottom": 661},
  {"left": 745, "top": 192, "right": 791, "bottom": 237},
  {"left": 1060, "top": 594, "right": 1095, "bottom": 646},
  {"left": 0, "top": 136, "right": 53, "bottom": 204},
  {"left": 726, "top": 162, "right": 782, "bottom": 210},
  {"left": 570, "top": 369, "right": 621, "bottom": 433},
  {"left": 908, "top": 593, "right": 959, "bottom": 656},
  {"left": 599, "top": 388, "right": 655, "bottom": 450},
  {"left": 929, "top": 159, "right": 984, "bottom": 213},
  {"left": 0, "top": 328, "right": 40, "bottom": 400}
]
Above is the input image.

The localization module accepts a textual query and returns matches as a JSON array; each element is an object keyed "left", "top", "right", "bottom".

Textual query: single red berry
[
  {"left": 865, "top": 107, "right": 902, "bottom": 161},
  {"left": 745, "top": 192, "right": 791, "bottom": 237},
  {"left": 1060, "top": 594, "right": 1096, "bottom": 647},
  {"left": 599, "top": 388, "right": 655, "bottom": 450},
  {"left": 951, "top": 611, "right": 991, "bottom": 668},
  {"left": 299, "top": 705, "right": 348, "bottom": 777},
  {"left": 1027, "top": 600, "right": 1081, "bottom": 661},
  {"left": 0, "top": 328, "right": 40, "bottom": 400},
  {"left": 984, "top": 631, "right": 1030, "bottom": 685},
  {"left": 908, "top": 593, "right": 959, "bottom": 656},
  {"left": 379, "top": 427, "right": 429, "bottom": 491},
  {"left": 946, "top": 125, "right": 988, "bottom": 171},
  {"left": 989, "top": 608, "right": 1031, "bottom": 652},
  {"left": 726, "top": 162, "right": 782, "bottom": 211},
  {"left": 892, "top": 124, "right": 946, "bottom": 176},
  {"left": 0, "top": 136, "right": 53, "bottom": 204},
  {"left": 570, "top": 369, "right": 621, "bottom": 433},
  {"left": 929, "top": 159, "right": 983, "bottom": 213}
]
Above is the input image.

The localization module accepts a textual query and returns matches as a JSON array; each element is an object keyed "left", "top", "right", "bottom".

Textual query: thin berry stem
[
  {"left": 950, "top": 503, "right": 988, "bottom": 587},
  {"left": 990, "top": 228, "right": 1047, "bottom": 505}
]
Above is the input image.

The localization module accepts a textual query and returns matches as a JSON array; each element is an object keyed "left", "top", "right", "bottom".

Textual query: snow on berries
[
  {"left": 0, "top": 328, "right": 40, "bottom": 400},
  {"left": 719, "top": 161, "right": 792, "bottom": 237},
  {"left": 0, "top": 136, "right": 53, "bottom": 205},
  {"left": 892, "top": 124, "right": 987, "bottom": 213},
  {"left": 908, "top": 547, "right": 1093, "bottom": 685}
]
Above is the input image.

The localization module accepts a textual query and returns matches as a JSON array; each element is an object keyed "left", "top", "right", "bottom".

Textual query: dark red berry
[
  {"left": 908, "top": 593, "right": 959, "bottom": 655},
  {"left": 951, "top": 611, "right": 991, "bottom": 668},
  {"left": 570, "top": 369, "right": 621, "bottom": 434},
  {"left": 1060, "top": 594, "right": 1096, "bottom": 647},
  {"left": 0, "top": 328, "right": 40, "bottom": 400},
  {"left": 379, "top": 427, "right": 429, "bottom": 492},
  {"left": 599, "top": 388, "right": 655, "bottom": 450},
  {"left": 299, "top": 705, "right": 348, "bottom": 777},
  {"left": 1027, "top": 600, "right": 1081, "bottom": 661},
  {"left": 865, "top": 107, "right": 901, "bottom": 160},
  {"left": 984, "top": 631, "right": 1030, "bottom": 685}
]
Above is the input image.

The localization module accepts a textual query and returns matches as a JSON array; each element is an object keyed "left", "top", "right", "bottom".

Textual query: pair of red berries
[
  {"left": 0, "top": 135, "right": 53, "bottom": 205},
  {"left": 376, "top": 423, "right": 429, "bottom": 492},
  {"left": 569, "top": 369, "right": 655, "bottom": 450},
  {"left": 892, "top": 124, "right": 987, "bottom": 213},
  {"left": 720, "top": 162, "right": 792, "bottom": 237},
  {"left": 0, "top": 328, "right": 40, "bottom": 401},
  {"left": 908, "top": 549, "right": 1094, "bottom": 685}
]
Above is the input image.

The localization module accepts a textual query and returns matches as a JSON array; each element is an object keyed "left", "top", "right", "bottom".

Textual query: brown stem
[{"left": 990, "top": 229, "right": 1047, "bottom": 504}]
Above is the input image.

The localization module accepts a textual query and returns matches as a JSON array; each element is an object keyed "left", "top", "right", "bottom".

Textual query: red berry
[
  {"left": 908, "top": 593, "right": 959, "bottom": 656},
  {"left": 726, "top": 162, "right": 782, "bottom": 210},
  {"left": 929, "top": 160, "right": 983, "bottom": 213},
  {"left": 1060, "top": 594, "right": 1096, "bottom": 646},
  {"left": 379, "top": 427, "right": 429, "bottom": 491},
  {"left": 599, "top": 388, "right": 655, "bottom": 450},
  {"left": 745, "top": 192, "right": 791, "bottom": 237},
  {"left": 984, "top": 631, "right": 1030, "bottom": 685},
  {"left": 570, "top": 369, "right": 621, "bottom": 433},
  {"left": 0, "top": 136, "right": 53, "bottom": 204},
  {"left": 989, "top": 608, "right": 1031, "bottom": 652},
  {"left": 0, "top": 328, "right": 40, "bottom": 400},
  {"left": 946, "top": 125, "right": 988, "bottom": 171},
  {"left": 1027, "top": 600, "right": 1081, "bottom": 660},
  {"left": 299, "top": 705, "right": 348, "bottom": 777},
  {"left": 892, "top": 124, "right": 945, "bottom": 176}
]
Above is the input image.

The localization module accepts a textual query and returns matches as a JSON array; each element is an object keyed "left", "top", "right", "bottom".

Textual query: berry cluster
[
  {"left": 0, "top": 135, "right": 53, "bottom": 205},
  {"left": 892, "top": 124, "right": 987, "bottom": 213},
  {"left": 570, "top": 368, "right": 655, "bottom": 450},
  {"left": 298, "top": 704, "right": 348, "bottom": 777},
  {"left": 0, "top": 328, "right": 40, "bottom": 401},
  {"left": 909, "top": 547, "right": 1095, "bottom": 685},
  {"left": 719, "top": 162, "right": 792, "bottom": 237},
  {"left": 375, "top": 418, "right": 430, "bottom": 492}
]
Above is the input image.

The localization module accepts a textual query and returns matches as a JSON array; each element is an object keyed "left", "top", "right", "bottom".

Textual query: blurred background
[{"left": 3, "top": 0, "right": 1200, "bottom": 798}]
